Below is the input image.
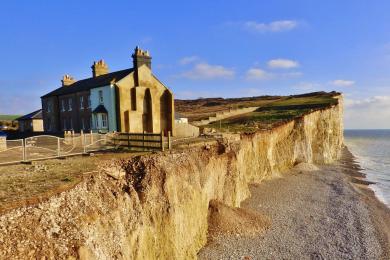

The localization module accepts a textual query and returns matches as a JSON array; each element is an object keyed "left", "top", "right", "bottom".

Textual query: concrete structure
[
  {"left": 41, "top": 47, "right": 174, "bottom": 135},
  {"left": 174, "top": 112, "right": 198, "bottom": 137},
  {"left": 175, "top": 113, "right": 188, "bottom": 124},
  {"left": 174, "top": 122, "right": 199, "bottom": 138},
  {"left": 16, "top": 109, "right": 44, "bottom": 132}
]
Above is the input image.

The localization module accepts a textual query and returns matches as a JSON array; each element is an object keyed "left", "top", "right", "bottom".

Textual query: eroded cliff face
[{"left": 0, "top": 97, "right": 343, "bottom": 260}]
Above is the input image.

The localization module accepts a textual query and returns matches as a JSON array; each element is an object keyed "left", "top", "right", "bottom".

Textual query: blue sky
[{"left": 1, "top": 0, "right": 390, "bottom": 128}]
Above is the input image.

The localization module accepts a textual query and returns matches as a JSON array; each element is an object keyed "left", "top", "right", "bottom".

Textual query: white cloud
[
  {"left": 331, "top": 79, "right": 355, "bottom": 87},
  {"left": 179, "top": 56, "right": 200, "bottom": 65},
  {"left": 178, "top": 63, "right": 235, "bottom": 80},
  {"left": 345, "top": 96, "right": 390, "bottom": 129},
  {"left": 268, "top": 59, "right": 299, "bottom": 69},
  {"left": 282, "top": 71, "right": 303, "bottom": 77},
  {"left": 244, "top": 20, "right": 298, "bottom": 33},
  {"left": 245, "top": 68, "right": 271, "bottom": 80}
]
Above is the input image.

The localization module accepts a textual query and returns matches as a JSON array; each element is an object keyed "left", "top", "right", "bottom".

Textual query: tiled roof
[
  {"left": 41, "top": 68, "right": 133, "bottom": 98},
  {"left": 16, "top": 109, "right": 43, "bottom": 121}
]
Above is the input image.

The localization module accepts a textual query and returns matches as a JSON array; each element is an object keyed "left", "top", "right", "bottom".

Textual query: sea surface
[{"left": 344, "top": 129, "right": 390, "bottom": 208}]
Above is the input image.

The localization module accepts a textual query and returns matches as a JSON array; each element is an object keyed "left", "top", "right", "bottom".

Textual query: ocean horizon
[{"left": 344, "top": 129, "right": 390, "bottom": 208}]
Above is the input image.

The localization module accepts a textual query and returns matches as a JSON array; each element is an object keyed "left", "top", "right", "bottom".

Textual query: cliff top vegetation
[
  {"left": 175, "top": 91, "right": 340, "bottom": 133},
  {"left": 175, "top": 91, "right": 340, "bottom": 123}
]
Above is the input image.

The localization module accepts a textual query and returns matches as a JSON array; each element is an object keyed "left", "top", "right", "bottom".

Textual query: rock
[{"left": 104, "top": 166, "right": 126, "bottom": 180}]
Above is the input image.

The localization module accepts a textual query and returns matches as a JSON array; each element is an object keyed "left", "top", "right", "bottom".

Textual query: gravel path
[{"left": 198, "top": 149, "right": 389, "bottom": 260}]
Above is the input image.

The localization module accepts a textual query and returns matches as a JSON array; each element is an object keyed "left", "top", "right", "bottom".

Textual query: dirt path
[{"left": 198, "top": 148, "right": 390, "bottom": 259}]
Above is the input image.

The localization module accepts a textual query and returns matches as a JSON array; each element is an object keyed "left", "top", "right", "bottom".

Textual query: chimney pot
[
  {"left": 91, "top": 59, "right": 109, "bottom": 77},
  {"left": 132, "top": 46, "right": 152, "bottom": 70},
  {"left": 61, "top": 75, "right": 75, "bottom": 86}
]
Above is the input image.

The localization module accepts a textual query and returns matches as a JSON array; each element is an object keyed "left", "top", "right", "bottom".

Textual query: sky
[{"left": 0, "top": 1, "right": 390, "bottom": 129}]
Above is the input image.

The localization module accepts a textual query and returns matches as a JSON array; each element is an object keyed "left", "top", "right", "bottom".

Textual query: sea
[{"left": 344, "top": 129, "right": 390, "bottom": 208}]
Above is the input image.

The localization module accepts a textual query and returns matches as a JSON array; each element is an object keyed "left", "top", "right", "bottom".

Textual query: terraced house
[{"left": 41, "top": 47, "right": 174, "bottom": 135}]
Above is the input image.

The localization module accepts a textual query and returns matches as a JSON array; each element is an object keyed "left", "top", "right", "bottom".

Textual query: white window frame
[
  {"left": 47, "top": 101, "right": 52, "bottom": 113},
  {"left": 88, "top": 95, "right": 91, "bottom": 109},
  {"left": 68, "top": 98, "right": 72, "bottom": 111},
  {"left": 61, "top": 100, "right": 65, "bottom": 112},
  {"left": 80, "top": 96, "right": 84, "bottom": 110},
  {"left": 99, "top": 90, "right": 103, "bottom": 104},
  {"left": 94, "top": 114, "right": 98, "bottom": 128},
  {"left": 101, "top": 114, "right": 108, "bottom": 128}
]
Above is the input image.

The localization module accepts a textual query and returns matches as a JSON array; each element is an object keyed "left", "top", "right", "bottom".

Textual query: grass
[
  {"left": 175, "top": 91, "right": 339, "bottom": 122},
  {"left": 175, "top": 96, "right": 282, "bottom": 122},
  {"left": 207, "top": 92, "right": 339, "bottom": 133},
  {"left": 0, "top": 151, "right": 148, "bottom": 214},
  {"left": 0, "top": 115, "right": 20, "bottom": 121}
]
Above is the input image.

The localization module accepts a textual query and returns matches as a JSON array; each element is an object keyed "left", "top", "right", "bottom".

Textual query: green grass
[
  {"left": 208, "top": 92, "right": 339, "bottom": 133},
  {"left": 0, "top": 115, "right": 20, "bottom": 120},
  {"left": 267, "top": 95, "right": 337, "bottom": 107}
]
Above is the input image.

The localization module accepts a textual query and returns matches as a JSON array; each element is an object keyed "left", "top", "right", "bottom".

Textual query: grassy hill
[
  {"left": 175, "top": 91, "right": 340, "bottom": 133},
  {"left": 0, "top": 115, "right": 20, "bottom": 121}
]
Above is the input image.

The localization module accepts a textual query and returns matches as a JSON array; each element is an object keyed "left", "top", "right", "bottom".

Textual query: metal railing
[
  {"left": 0, "top": 133, "right": 114, "bottom": 165},
  {"left": 0, "top": 131, "right": 172, "bottom": 165}
]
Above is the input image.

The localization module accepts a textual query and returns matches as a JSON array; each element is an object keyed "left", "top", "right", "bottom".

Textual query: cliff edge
[{"left": 0, "top": 96, "right": 343, "bottom": 259}]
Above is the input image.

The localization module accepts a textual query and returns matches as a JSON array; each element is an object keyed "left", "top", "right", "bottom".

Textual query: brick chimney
[
  {"left": 91, "top": 59, "right": 109, "bottom": 77},
  {"left": 132, "top": 46, "right": 152, "bottom": 70},
  {"left": 61, "top": 75, "right": 75, "bottom": 86}
]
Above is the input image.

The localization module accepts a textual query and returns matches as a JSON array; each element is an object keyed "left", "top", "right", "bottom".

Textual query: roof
[
  {"left": 92, "top": 104, "right": 108, "bottom": 114},
  {"left": 41, "top": 68, "right": 133, "bottom": 98},
  {"left": 16, "top": 109, "right": 43, "bottom": 121}
]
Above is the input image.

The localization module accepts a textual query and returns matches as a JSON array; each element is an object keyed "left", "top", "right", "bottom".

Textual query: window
[
  {"left": 80, "top": 96, "right": 84, "bottom": 110},
  {"left": 63, "top": 118, "right": 67, "bottom": 130},
  {"left": 89, "top": 116, "right": 92, "bottom": 130},
  {"left": 81, "top": 118, "right": 85, "bottom": 130},
  {"left": 101, "top": 114, "right": 108, "bottom": 128},
  {"left": 68, "top": 98, "right": 72, "bottom": 111},
  {"left": 99, "top": 90, "right": 103, "bottom": 104},
  {"left": 47, "top": 118, "right": 52, "bottom": 131},
  {"left": 61, "top": 100, "right": 65, "bottom": 112},
  {"left": 70, "top": 118, "right": 73, "bottom": 129},
  {"left": 94, "top": 114, "right": 98, "bottom": 128},
  {"left": 88, "top": 95, "right": 91, "bottom": 108},
  {"left": 47, "top": 101, "right": 52, "bottom": 113}
]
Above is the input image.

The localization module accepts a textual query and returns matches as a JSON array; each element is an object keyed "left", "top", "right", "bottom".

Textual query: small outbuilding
[
  {"left": 16, "top": 109, "right": 44, "bottom": 132},
  {"left": 174, "top": 113, "right": 188, "bottom": 124},
  {"left": 174, "top": 112, "right": 199, "bottom": 137}
]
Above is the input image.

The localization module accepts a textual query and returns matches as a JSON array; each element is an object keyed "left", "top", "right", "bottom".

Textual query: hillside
[
  {"left": 175, "top": 91, "right": 340, "bottom": 132},
  {"left": 0, "top": 115, "right": 20, "bottom": 121}
]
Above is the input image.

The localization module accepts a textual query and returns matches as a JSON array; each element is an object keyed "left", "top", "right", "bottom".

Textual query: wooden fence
[{"left": 112, "top": 131, "right": 171, "bottom": 151}]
